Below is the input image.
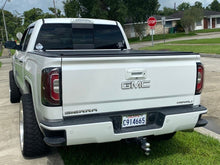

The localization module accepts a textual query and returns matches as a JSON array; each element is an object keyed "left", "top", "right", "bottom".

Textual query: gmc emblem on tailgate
[{"left": 121, "top": 80, "right": 151, "bottom": 89}]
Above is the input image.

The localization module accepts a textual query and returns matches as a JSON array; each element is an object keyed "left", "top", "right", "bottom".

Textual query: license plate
[{"left": 122, "top": 114, "right": 147, "bottom": 128}]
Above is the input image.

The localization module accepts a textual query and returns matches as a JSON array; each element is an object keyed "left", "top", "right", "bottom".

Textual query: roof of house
[
  {"left": 124, "top": 10, "right": 220, "bottom": 25},
  {"left": 153, "top": 15, "right": 178, "bottom": 20},
  {"left": 170, "top": 10, "right": 220, "bottom": 19},
  {"left": 203, "top": 10, "right": 220, "bottom": 17}
]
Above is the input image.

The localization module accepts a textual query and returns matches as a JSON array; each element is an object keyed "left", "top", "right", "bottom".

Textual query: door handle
[{"left": 126, "top": 69, "right": 147, "bottom": 80}]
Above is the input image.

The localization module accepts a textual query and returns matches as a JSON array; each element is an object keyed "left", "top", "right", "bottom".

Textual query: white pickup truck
[{"left": 5, "top": 18, "right": 207, "bottom": 157}]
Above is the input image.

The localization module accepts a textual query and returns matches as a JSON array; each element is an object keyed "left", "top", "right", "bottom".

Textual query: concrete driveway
[
  {"left": 0, "top": 58, "right": 63, "bottom": 165},
  {"left": 201, "top": 57, "right": 220, "bottom": 134}
]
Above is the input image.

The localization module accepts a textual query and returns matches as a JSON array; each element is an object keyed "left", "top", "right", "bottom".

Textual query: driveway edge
[
  {"left": 200, "top": 53, "right": 220, "bottom": 58},
  {"left": 195, "top": 127, "right": 220, "bottom": 142}
]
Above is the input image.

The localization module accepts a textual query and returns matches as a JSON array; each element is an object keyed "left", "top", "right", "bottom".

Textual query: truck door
[{"left": 14, "top": 27, "right": 33, "bottom": 89}]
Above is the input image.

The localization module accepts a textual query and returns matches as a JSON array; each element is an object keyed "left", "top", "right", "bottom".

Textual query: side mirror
[
  {"left": 4, "top": 41, "right": 21, "bottom": 50},
  {"left": 16, "top": 32, "right": 23, "bottom": 41}
]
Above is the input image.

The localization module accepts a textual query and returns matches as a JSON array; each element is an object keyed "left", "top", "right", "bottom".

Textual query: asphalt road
[{"left": 0, "top": 58, "right": 63, "bottom": 165}]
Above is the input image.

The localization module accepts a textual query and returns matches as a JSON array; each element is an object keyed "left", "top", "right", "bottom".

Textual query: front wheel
[{"left": 19, "top": 94, "right": 49, "bottom": 157}]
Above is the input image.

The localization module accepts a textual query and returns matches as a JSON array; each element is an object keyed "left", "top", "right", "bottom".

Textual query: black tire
[
  {"left": 20, "top": 94, "right": 49, "bottom": 157},
  {"left": 150, "top": 132, "right": 176, "bottom": 141},
  {"left": 9, "top": 70, "right": 21, "bottom": 103}
]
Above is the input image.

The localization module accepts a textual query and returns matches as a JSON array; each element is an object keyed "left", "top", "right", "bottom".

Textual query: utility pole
[
  {"left": 0, "top": 29, "right": 4, "bottom": 42},
  {"left": 53, "top": 0, "right": 57, "bottom": 18},
  {"left": 1, "top": 0, "right": 9, "bottom": 41}
]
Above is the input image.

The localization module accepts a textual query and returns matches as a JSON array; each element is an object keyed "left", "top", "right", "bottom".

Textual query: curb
[
  {"left": 200, "top": 53, "right": 220, "bottom": 58},
  {"left": 195, "top": 127, "right": 220, "bottom": 142}
]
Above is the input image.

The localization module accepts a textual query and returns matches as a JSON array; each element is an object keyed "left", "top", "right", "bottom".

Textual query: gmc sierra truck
[{"left": 5, "top": 18, "right": 207, "bottom": 157}]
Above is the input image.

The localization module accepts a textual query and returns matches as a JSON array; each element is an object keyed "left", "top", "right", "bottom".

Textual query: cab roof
[{"left": 28, "top": 18, "right": 117, "bottom": 28}]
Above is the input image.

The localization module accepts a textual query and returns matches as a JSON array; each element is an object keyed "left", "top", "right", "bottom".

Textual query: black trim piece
[
  {"left": 42, "top": 18, "right": 45, "bottom": 24},
  {"left": 29, "top": 50, "right": 198, "bottom": 58},
  {"left": 41, "top": 128, "right": 66, "bottom": 146},
  {"left": 195, "top": 118, "right": 208, "bottom": 127},
  {"left": 41, "top": 105, "right": 207, "bottom": 129},
  {"left": 195, "top": 114, "right": 208, "bottom": 127},
  {"left": 72, "top": 23, "right": 94, "bottom": 29},
  {"left": 44, "top": 137, "right": 66, "bottom": 147}
]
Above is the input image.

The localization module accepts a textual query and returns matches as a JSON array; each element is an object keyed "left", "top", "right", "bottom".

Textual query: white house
[{"left": 124, "top": 10, "right": 220, "bottom": 39}]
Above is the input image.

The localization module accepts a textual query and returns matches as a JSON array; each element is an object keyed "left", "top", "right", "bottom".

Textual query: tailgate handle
[
  {"left": 126, "top": 69, "right": 147, "bottom": 79},
  {"left": 131, "top": 72, "right": 143, "bottom": 76}
]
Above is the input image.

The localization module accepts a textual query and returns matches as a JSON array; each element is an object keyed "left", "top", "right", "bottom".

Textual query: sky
[
  {"left": 1, "top": 0, "right": 218, "bottom": 16},
  {"left": 158, "top": 0, "right": 214, "bottom": 9}
]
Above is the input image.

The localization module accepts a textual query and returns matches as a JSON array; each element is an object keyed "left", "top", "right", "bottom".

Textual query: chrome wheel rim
[{"left": 19, "top": 102, "right": 24, "bottom": 151}]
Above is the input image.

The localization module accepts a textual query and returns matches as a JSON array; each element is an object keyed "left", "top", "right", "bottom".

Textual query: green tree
[
  {"left": 48, "top": 7, "right": 62, "bottom": 17},
  {"left": 181, "top": 7, "right": 204, "bottom": 34},
  {"left": 79, "top": 0, "right": 108, "bottom": 19},
  {"left": 125, "top": 0, "right": 160, "bottom": 22},
  {"left": 23, "top": 8, "right": 44, "bottom": 26},
  {"left": 124, "top": 0, "right": 159, "bottom": 40},
  {"left": 207, "top": 0, "right": 220, "bottom": 11},
  {"left": 159, "top": 7, "right": 175, "bottom": 16},
  {"left": 102, "top": 0, "right": 127, "bottom": 24},
  {"left": 0, "top": 10, "right": 22, "bottom": 41},
  {"left": 134, "top": 24, "right": 146, "bottom": 40},
  {"left": 62, "top": 0, "right": 160, "bottom": 40},
  {"left": 63, "top": 0, "right": 81, "bottom": 17},
  {"left": 194, "top": 1, "right": 203, "bottom": 9},
  {"left": 177, "top": 2, "right": 191, "bottom": 11}
]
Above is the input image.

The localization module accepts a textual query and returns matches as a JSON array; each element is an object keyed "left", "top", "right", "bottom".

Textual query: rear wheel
[
  {"left": 19, "top": 94, "right": 49, "bottom": 157},
  {"left": 9, "top": 70, "right": 21, "bottom": 103}
]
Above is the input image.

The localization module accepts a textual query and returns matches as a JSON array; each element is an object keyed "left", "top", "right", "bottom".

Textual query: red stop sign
[{"left": 147, "top": 17, "right": 157, "bottom": 27}]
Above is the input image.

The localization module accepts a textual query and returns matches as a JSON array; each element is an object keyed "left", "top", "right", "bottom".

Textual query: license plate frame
[{"left": 121, "top": 114, "right": 147, "bottom": 128}]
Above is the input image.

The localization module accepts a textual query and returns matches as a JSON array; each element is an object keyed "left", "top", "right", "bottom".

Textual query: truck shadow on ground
[{"left": 58, "top": 133, "right": 190, "bottom": 165}]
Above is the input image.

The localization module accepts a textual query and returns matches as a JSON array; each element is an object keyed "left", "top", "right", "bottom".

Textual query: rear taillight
[
  {"left": 195, "top": 63, "right": 204, "bottom": 95},
  {"left": 41, "top": 68, "right": 62, "bottom": 106}
]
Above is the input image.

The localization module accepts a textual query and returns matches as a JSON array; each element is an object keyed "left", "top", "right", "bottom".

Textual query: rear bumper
[{"left": 40, "top": 105, "right": 207, "bottom": 146}]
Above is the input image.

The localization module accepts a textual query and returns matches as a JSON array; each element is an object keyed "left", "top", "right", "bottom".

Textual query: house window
[
  {"left": 165, "top": 21, "right": 172, "bottom": 28},
  {"left": 217, "top": 18, "right": 220, "bottom": 24},
  {"left": 196, "top": 21, "right": 202, "bottom": 26}
]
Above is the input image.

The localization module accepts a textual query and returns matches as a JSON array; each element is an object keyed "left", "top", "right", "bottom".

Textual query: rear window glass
[{"left": 35, "top": 24, "right": 126, "bottom": 50}]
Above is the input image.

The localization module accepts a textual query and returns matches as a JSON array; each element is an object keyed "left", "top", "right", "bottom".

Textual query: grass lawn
[
  {"left": 10, "top": 49, "right": 16, "bottom": 55},
  {"left": 128, "top": 32, "right": 196, "bottom": 44},
  {"left": 142, "top": 44, "right": 220, "bottom": 54},
  {"left": 142, "top": 38, "right": 220, "bottom": 54},
  {"left": 195, "top": 28, "right": 220, "bottom": 33},
  {"left": 59, "top": 131, "right": 220, "bottom": 165},
  {"left": 0, "top": 49, "right": 2, "bottom": 57},
  {"left": 168, "top": 38, "right": 220, "bottom": 44}
]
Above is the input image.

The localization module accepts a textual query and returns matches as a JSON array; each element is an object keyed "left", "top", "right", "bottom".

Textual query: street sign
[
  {"left": 147, "top": 17, "right": 157, "bottom": 46},
  {"left": 147, "top": 17, "right": 157, "bottom": 27},
  {"left": 161, "top": 17, "right": 166, "bottom": 44},
  {"left": 162, "top": 17, "right": 166, "bottom": 26}
]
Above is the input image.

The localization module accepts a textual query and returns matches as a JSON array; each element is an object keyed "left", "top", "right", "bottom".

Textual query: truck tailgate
[{"left": 61, "top": 54, "right": 198, "bottom": 117}]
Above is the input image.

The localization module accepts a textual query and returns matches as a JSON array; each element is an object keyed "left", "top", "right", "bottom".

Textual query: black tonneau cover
[{"left": 30, "top": 50, "right": 198, "bottom": 58}]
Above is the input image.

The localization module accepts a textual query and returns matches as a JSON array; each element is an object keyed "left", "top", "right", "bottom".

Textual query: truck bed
[
  {"left": 31, "top": 49, "right": 198, "bottom": 57},
  {"left": 33, "top": 50, "right": 200, "bottom": 117}
]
